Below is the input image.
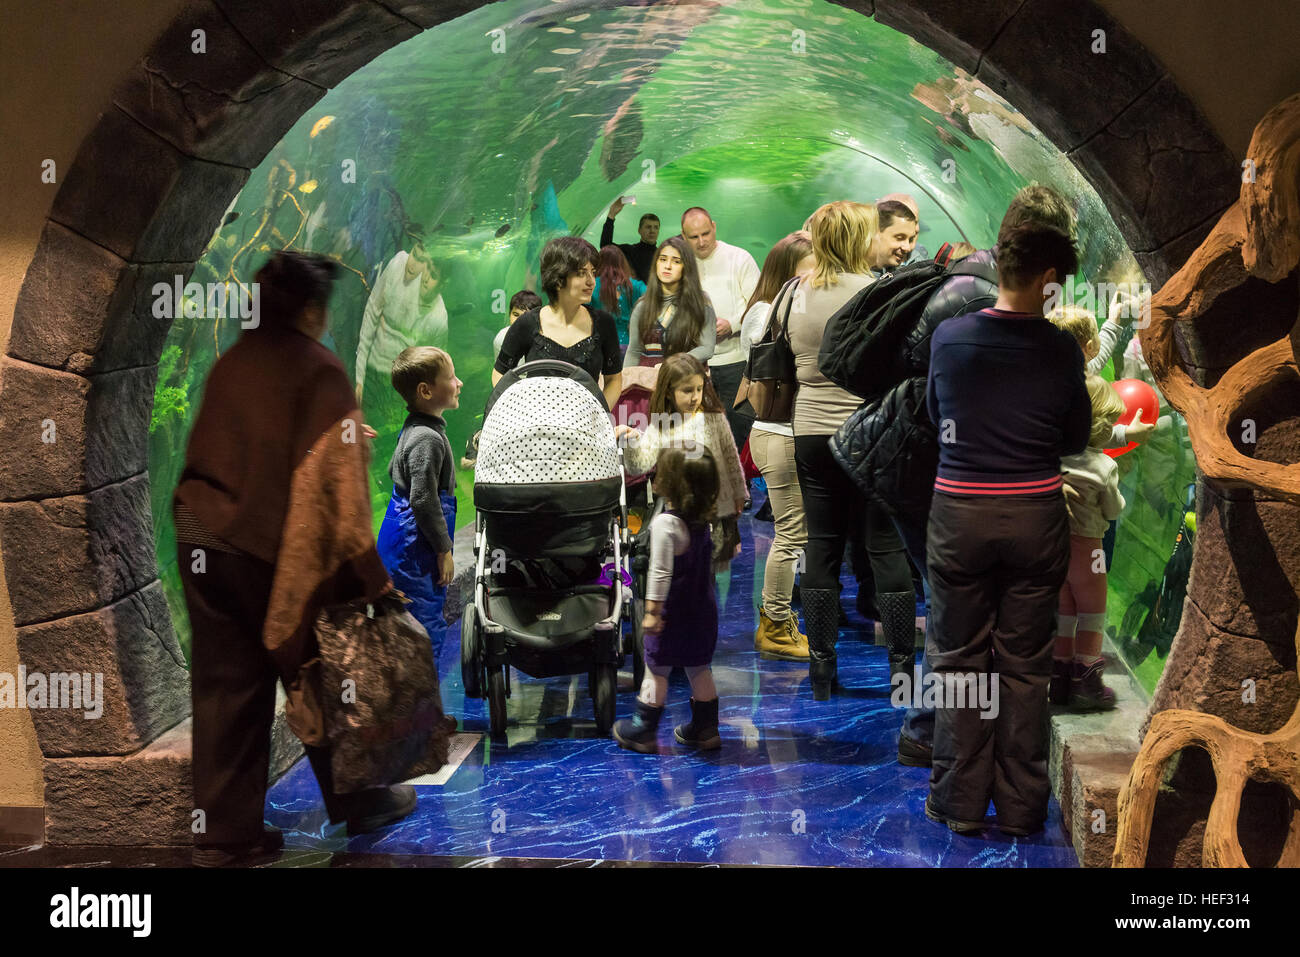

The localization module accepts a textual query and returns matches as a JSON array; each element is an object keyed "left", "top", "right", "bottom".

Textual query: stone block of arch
[{"left": 15, "top": 582, "right": 189, "bottom": 758}]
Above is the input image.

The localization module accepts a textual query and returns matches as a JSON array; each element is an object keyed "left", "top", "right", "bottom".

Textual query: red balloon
[{"left": 1104, "top": 378, "right": 1161, "bottom": 458}]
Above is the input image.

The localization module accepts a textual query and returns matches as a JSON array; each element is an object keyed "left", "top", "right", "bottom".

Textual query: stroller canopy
[{"left": 476, "top": 375, "right": 620, "bottom": 487}]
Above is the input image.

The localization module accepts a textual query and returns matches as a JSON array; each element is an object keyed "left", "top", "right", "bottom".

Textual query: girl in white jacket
[{"left": 616, "top": 353, "right": 747, "bottom": 570}]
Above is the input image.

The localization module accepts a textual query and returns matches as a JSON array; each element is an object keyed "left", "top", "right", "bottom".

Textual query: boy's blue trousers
[{"left": 377, "top": 486, "right": 458, "bottom": 662}]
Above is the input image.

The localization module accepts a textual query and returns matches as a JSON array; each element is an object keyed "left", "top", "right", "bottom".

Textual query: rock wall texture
[{"left": 1115, "top": 92, "right": 1300, "bottom": 868}]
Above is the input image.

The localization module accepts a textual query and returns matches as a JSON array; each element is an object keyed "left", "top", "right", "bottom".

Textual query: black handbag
[{"left": 735, "top": 277, "right": 800, "bottom": 422}]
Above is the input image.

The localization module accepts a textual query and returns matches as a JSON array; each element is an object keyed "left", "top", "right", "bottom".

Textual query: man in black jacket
[
  {"left": 844, "top": 185, "right": 1078, "bottom": 768},
  {"left": 599, "top": 197, "right": 660, "bottom": 284}
]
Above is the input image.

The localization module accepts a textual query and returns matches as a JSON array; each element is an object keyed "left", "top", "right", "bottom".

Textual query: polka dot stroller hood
[{"left": 475, "top": 364, "right": 623, "bottom": 556}]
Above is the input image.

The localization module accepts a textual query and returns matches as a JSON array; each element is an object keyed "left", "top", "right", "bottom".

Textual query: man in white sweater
[
  {"left": 682, "top": 207, "right": 760, "bottom": 452},
  {"left": 355, "top": 243, "right": 448, "bottom": 405}
]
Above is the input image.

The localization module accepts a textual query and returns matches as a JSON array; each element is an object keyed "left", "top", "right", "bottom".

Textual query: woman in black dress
[{"left": 493, "top": 236, "right": 623, "bottom": 407}]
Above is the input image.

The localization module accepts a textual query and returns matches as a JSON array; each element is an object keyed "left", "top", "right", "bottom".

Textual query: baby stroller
[{"left": 461, "top": 359, "right": 644, "bottom": 739}]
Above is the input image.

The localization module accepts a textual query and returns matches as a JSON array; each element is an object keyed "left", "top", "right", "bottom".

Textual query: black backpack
[{"left": 818, "top": 251, "right": 998, "bottom": 400}]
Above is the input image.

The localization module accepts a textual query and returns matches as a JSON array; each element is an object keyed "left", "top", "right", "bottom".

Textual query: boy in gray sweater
[{"left": 376, "top": 346, "right": 462, "bottom": 662}]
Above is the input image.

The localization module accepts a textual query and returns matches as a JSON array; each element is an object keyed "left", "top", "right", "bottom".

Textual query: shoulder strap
[
  {"left": 946, "top": 255, "right": 997, "bottom": 285},
  {"left": 769, "top": 276, "right": 801, "bottom": 345},
  {"left": 392, "top": 421, "right": 416, "bottom": 472}
]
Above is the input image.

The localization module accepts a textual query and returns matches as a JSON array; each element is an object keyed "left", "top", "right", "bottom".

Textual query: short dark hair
[
  {"left": 876, "top": 200, "right": 917, "bottom": 229},
  {"left": 654, "top": 444, "right": 719, "bottom": 526},
  {"left": 253, "top": 251, "right": 337, "bottom": 326},
  {"left": 999, "top": 184, "right": 1076, "bottom": 240},
  {"left": 996, "top": 224, "right": 1078, "bottom": 290},
  {"left": 638, "top": 213, "right": 660, "bottom": 229},
  {"left": 509, "top": 289, "right": 543, "bottom": 314},
  {"left": 539, "top": 236, "right": 599, "bottom": 305}
]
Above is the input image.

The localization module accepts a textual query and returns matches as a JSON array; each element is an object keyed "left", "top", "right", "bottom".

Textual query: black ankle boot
[
  {"left": 1049, "top": 657, "right": 1072, "bottom": 705},
  {"left": 802, "top": 588, "right": 840, "bottom": 700},
  {"left": 613, "top": 699, "right": 665, "bottom": 754},
  {"left": 674, "top": 698, "right": 721, "bottom": 750},
  {"left": 879, "top": 590, "right": 917, "bottom": 693}
]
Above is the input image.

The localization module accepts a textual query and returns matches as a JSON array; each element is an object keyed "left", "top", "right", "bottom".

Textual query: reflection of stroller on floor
[{"left": 460, "top": 360, "right": 641, "bottom": 739}]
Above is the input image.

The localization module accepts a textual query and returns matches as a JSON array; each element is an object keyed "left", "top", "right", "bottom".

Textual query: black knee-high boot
[
  {"left": 878, "top": 590, "right": 917, "bottom": 694},
  {"left": 802, "top": 588, "right": 840, "bottom": 700}
]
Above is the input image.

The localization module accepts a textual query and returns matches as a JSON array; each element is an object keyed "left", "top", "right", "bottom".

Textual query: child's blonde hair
[
  {"left": 391, "top": 345, "right": 452, "bottom": 406},
  {"left": 1086, "top": 374, "right": 1126, "bottom": 449},
  {"left": 1049, "top": 304, "right": 1100, "bottom": 357}
]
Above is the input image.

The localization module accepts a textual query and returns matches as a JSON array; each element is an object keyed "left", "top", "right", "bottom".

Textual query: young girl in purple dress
[{"left": 613, "top": 444, "right": 723, "bottom": 753}]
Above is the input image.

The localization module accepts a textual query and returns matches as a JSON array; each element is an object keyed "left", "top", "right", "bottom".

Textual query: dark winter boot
[
  {"left": 613, "top": 699, "right": 665, "bottom": 754},
  {"left": 1069, "top": 658, "right": 1117, "bottom": 711},
  {"left": 1049, "top": 657, "right": 1072, "bottom": 705},
  {"left": 802, "top": 588, "right": 840, "bottom": 701},
  {"left": 674, "top": 698, "right": 721, "bottom": 750},
  {"left": 879, "top": 590, "right": 917, "bottom": 694}
]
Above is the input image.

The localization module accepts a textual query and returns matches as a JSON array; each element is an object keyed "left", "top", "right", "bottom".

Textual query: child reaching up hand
[
  {"left": 614, "top": 444, "right": 723, "bottom": 753},
  {"left": 1049, "top": 309, "right": 1130, "bottom": 711},
  {"left": 615, "top": 353, "right": 747, "bottom": 568}
]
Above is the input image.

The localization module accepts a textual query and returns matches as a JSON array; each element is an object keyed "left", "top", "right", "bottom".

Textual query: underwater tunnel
[
  {"left": 5, "top": 0, "right": 1297, "bottom": 869},
  {"left": 147, "top": 0, "right": 1184, "bottom": 694}
]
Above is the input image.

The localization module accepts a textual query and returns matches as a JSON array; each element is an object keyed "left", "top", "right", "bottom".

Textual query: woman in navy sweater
[{"left": 922, "top": 223, "right": 1090, "bottom": 839}]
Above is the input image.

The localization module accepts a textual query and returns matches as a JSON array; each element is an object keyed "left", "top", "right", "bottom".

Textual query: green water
[{"left": 148, "top": 0, "right": 1192, "bottom": 692}]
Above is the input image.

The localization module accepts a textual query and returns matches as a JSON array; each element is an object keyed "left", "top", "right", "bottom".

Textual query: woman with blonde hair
[
  {"left": 787, "top": 202, "right": 917, "bottom": 700},
  {"left": 739, "top": 231, "right": 815, "bottom": 661}
]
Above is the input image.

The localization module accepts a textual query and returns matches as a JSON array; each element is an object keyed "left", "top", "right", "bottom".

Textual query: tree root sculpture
[
  {"left": 1113, "top": 623, "right": 1300, "bottom": 866},
  {"left": 1114, "top": 92, "right": 1300, "bottom": 867}
]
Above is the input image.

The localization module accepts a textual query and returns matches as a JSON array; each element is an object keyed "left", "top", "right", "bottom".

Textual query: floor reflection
[{"left": 263, "top": 510, "right": 1077, "bottom": 868}]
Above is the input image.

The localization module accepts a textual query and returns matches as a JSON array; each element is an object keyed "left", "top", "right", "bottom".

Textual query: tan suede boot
[
  {"left": 784, "top": 611, "right": 808, "bottom": 646},
  {"left": 755, "top": 606, "right": 811, "bottom": 661}
]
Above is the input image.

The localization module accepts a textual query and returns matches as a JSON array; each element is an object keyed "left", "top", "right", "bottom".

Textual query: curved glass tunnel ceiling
[{"left": 152, "top": 0, "right": 1186, "bottom": 692}]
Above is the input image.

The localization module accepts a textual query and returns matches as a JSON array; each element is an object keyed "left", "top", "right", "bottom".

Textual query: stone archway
[{"left": 0, "top": 0, "right": 1243, "bottom": 844}]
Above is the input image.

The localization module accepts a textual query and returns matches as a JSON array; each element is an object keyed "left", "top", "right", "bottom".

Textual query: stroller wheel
[
  {"left": 460, "top": 605, "right": 482, "bottom": 699},
  {"left": 487, "top": 668, "right": 508, "bottom": 740},
  {"left": 591, "top": 664, "right": 617, "bottom": 735}
]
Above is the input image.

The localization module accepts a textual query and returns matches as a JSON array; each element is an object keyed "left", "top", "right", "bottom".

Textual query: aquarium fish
[
  {"left": 495, "top": 223, "right": 511, "bottom": 238},
  {"left": 298, "top": 180, "right": 319, "bottom": 194},
  {"left": 223, "top": 211, "right": 240, "bottom": 226},
  {"left": 309, "top": 115, "right": 335, "bottom": 138},
  {"left": 600, "top": 98, "right": 644, "bottom": 182}
]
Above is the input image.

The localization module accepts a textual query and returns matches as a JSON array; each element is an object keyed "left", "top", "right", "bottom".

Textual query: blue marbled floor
[{"left": 267, "top": 504, "right": 1079, "bottom": 868}]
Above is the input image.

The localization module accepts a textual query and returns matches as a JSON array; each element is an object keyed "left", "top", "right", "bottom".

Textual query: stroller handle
[{"left": 484, "top": 359, "right": 610, "bottom": 421}]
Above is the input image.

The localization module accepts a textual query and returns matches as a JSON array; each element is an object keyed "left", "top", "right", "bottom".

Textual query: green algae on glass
[{"left": 147, "top": 0, "right": 1191, "bottom": 694}]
